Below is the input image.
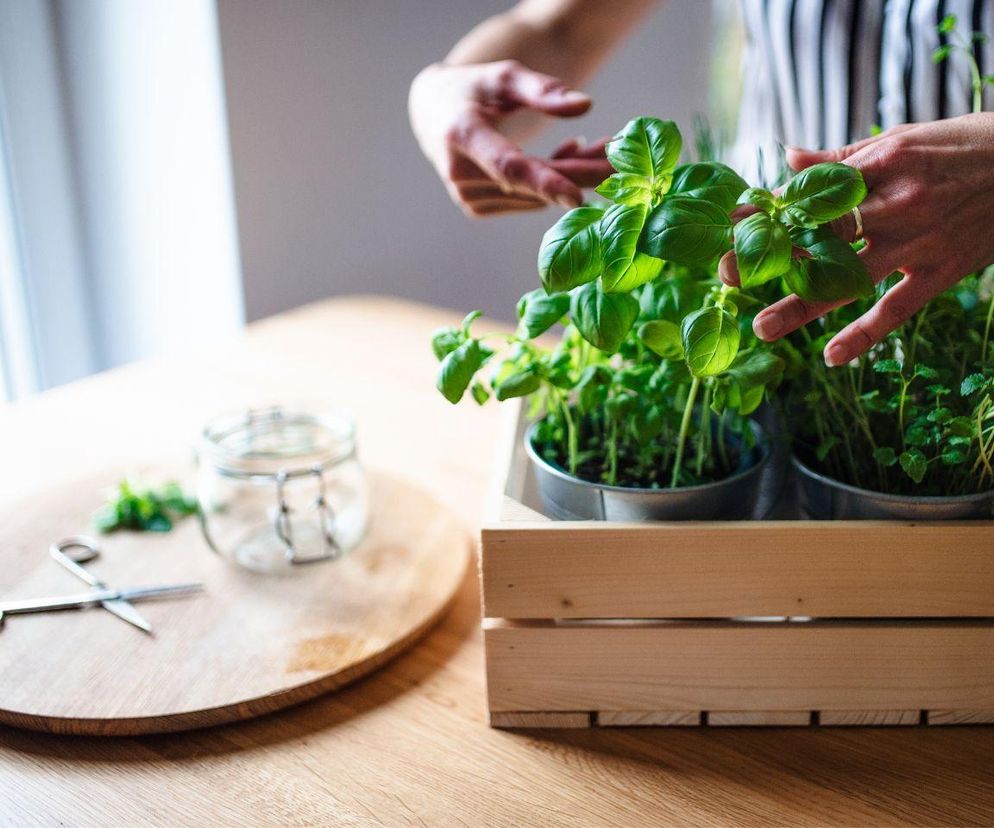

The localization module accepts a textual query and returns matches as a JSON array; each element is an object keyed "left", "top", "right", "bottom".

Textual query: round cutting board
[{"left": 0, "top": 470, "right": 471, "bottom": 735}]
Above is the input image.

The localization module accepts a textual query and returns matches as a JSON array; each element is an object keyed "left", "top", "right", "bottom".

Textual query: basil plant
[{"left": 432, "top": 116, "right": 871, "bottom": 489}]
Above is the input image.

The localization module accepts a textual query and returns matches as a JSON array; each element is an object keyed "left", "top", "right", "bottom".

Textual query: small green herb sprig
[
  {"left": 934, "top": 14, "right": 994, "bottom": 114},
  {"left": 93, "top": 479, "right": 198, "bottom": 533},
  {"left": 432, "top": 116, "right": 872, "bottom": 490}
]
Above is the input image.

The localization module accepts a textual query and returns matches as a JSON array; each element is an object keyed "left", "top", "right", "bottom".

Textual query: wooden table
[{"left": 2, "top": 296, "right": 993, "bottom": 826}]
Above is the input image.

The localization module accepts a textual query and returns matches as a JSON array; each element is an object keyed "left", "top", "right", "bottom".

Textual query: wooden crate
[{"left": 480, "top": 400, "right": 994, "bottom": 728}]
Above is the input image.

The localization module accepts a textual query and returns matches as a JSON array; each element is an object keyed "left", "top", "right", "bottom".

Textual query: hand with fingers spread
[
  {"left": 721, "top": 113, "right": 994, "bottom": 366},
  {"left": 408, "top": 60, "right": 613, "bottom": 216}
]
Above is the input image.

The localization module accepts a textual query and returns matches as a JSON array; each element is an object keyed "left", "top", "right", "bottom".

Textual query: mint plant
[
  {"left": 433, "top": 116, "right": 872, "bottom": 490},
  {"left": 783, "top": 15, "right": 994, "bottom": 498}
]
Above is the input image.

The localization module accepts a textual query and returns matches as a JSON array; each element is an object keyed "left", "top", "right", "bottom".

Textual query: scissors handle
[{"left": 50, "top": 537, "right": 104, "bottom": 589}]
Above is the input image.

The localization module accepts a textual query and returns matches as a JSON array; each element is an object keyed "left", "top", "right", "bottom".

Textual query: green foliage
[
  {"left": 537, "top": 205, "right": 604, "bottom": 294},
  {"left": 932, "top": 14, "right": 994, "bottom": 114},
  {"left": 429, "top": 114, "right": 957, "bottom": 498},
  {"left": 681, "top": 306, "right": 740, "bottom": 377},
  {"left": 733, "top": 163, "right": 873, "bottom": 302},
  {"left": 570, "top": 281, "right": 639, "bottom": 353},
  {"left": 93, "top": 480, "right": 198, "bottom": 533}
]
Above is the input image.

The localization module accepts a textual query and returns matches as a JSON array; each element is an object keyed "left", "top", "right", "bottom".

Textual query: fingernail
[
  {"left": 753, "top": 312, "right": 783, "bottom": 341},
  {"left": 784, "top": 145, "right": 804, "bottom": 153},
  {"left": 556, "top": 195, "right": 580, "bottom": 208},
  {"left": 558, "top": 90, "right": 589, "bottom": 104},
  {"left": 824, "top": 342, "right": 849, "bottom": 367}
]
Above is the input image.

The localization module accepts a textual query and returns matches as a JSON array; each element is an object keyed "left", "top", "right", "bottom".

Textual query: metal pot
[
  {"left": 525, "top": 420, "right": 772, "bottom": 521},
  {"left": 792, "top": 454, "right": 994, "bottom": 520}
]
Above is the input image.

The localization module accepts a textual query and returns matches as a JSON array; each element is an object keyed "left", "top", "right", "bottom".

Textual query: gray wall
[{"left": 217, "top": 0, "right": 714, "bottom": 323}]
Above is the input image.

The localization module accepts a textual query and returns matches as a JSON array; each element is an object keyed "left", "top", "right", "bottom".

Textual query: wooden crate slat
[
  {"left": 485, "top": 623, "right": 994, "bottom": 713},
  {"left": 708, "top": 711, "right": 812, "bottom": 726},
  {"left": 481, "top": 523, "right": 994, "bottom": 619},
  {"left": 926, "top": 710, "right": 994, "bottom": 725},
  {"left": 819, "top": 710, "right": 920, "bottom": 726},
  {"left": 490, "top": 711, "right": 590, "bottom": 728},
  {"left": 598, "top": 711, "right": 701, "bottom": 726}
]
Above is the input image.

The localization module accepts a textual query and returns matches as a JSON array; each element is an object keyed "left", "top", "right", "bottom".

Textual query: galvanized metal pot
[
  {"left": 525, "top": 420, "right": 772, "bottom": 521},
  {"left": 792, "top": 454, "right": 994, "bottom": 520}
]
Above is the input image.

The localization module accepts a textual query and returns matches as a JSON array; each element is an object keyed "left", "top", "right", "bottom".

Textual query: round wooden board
[{"left": 0, "top": 469, "right": 471, "bottom": 735}]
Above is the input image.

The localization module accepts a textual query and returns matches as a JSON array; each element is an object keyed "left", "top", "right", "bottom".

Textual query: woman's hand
[
  {"left": 721, "top": 113, "right": 994, "bottom": 366},
  {"left": 409, "top": 60, "right": 612, "bottom": 216}
]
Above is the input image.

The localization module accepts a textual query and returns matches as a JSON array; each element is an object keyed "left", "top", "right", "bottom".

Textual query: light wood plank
[
  {"left": 598, "top": 711, "right": 701, "bottom": 726},
  {"left": 486, "top": 622, "right": 994, "bottom": 712},
  {"left": 490, "top": 711, "right": 590, "bottom": 728},
  {"left": 481, "top": 523, "right": 994, "bottom": 619},
  {"left": 820, "top": 710, "right": 920, "bottom": 726},
  {"left": 927, "top": 710, "right": 994, "bottom": 725},
  {"left": 708, "top": 711, "right": 811, "bottom": 726}
]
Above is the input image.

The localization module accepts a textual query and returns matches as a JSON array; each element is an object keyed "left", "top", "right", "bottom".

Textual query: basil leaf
[
  {"left": 680, "top": 306, "right": 741, "bottom": 377},
  {"left": 724, "top": 348, "right": 784, "bottom": 387},
  {"left": 640, "top": 196, "right": 732, "bottom": 265},
  {"left": 669, "top": 162, "right": 748, "bottom": 213},
  {"left": 638, "top": 319, "right": 683, "bottom": 359},
  {"left": 737, "top": 186, "right": 777, "bottom": 213},
  {"left": 595, "top": 173, "right": 653, "bottom": 206},
  {"left": 517, "top": 289, "right": 570, "bottom": 339},
  {"left": 606, "top": 117, "right": 681, "bottom": 181},
  {"left": 537, "top": 205, "right": 604, "bottom": 294},
  {"left": 430, "top": 327, "right": 463, "bottom": 361},
  {"left": 734, "top": 212, "right": 793, "bottom": 288},
  {"left": 436, "top": 339, "right": 492, "bottom": 404},
  {"left": 780, "top": 162, "right": 867, "bottom": 227},
  {"left": 569, "top": 281, "right": 640, "bottom": 353},
  {"left": 495, "top": 370, "right": 542, "bottom": 401},
  {"left": 600, "top": 203, "right": 663, "bottom": 292},
  {"left": 470, "top": 381, "right": 490, "bottom": 405},
  {"left": 576, "top": 365, "right": 611, "bottom": 414},
  {"left": 786, "top": 227, "right": 874, "bottom": 301},
  {"left": 899, "top": 448, "right": 927, "bottom": 484},
  {"left": 737, "top": 383, "right": 766, "bottom": 415}
]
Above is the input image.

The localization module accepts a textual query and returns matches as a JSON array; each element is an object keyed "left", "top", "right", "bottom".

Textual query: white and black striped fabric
[{"left": 732, "top": 0, "right": 994, "bottom": 182}]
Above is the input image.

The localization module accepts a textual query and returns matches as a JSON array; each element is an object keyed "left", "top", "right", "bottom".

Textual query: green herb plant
[
  {"left": 432, "top": 116, "right": 872, "bottom": 490},
  {"left": 93, "top": 479, "right": 198, "bottom": 533},
  {"left": 933, "top": 14, "right": 994, "bottom": 114},
  {"left": 783, "top": 13, "right": 994, "bottom": 496}
]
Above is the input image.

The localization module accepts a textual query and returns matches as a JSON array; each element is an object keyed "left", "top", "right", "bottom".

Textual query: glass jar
[{"left": 197, "top": 405, "right": 369, "bottom": 573}]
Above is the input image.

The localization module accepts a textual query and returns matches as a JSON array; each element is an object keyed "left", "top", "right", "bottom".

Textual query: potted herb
[
  {"left": 782, "top": 14, "right": 994, "bottom": 520},
  {"left": 431, "top": 117, "right": 870, "bottom": 520},
  {"left": 782, "top": 270, "right": 994, "bottom": 519}
]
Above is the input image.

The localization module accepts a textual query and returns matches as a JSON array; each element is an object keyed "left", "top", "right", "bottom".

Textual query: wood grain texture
[
  {"left": 820, "top": 710, "right": 921, "bottom": 726},
  {"left": 482, "top": 522, "right": 994, "bottom": 619},
  {"left": 0, "top": 473, "right": 469, "bottom": 735},
  {"left": 927, "top": 710, "right": 994, "bottom": 725},
  {"left": 599, "top": 711, "right": 701, "bottom": 726},
  {"left": 708, "top": 712, "right": 813, "bottom": 727},
  {"left": 490, "top": 711, "right": 590, "bottom": 728},
  {"left": 485, "top": 623, "right": 994, "bottom": 713},
  {"left": 3, "top": 298, "right": 994, "bottom": 826}
]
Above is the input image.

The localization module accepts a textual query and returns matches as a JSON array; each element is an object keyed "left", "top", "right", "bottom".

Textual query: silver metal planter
[
  {"left": 792, "top": 454, "right": 994, "bottom": 520},
  {"left": 525, "top": 420, "right": 772, "bottom": 521}
]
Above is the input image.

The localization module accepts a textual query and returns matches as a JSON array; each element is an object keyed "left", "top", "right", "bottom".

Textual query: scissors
[
  {"left": 49, "top": 537, "right": 154, "bottom": 633},
  {"left": 0, "top": 537, "right": 203, "bottom": 631}
]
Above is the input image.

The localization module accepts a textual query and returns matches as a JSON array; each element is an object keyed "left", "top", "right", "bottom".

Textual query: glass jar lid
[{"left": 199, "top": 404, "right": 356, "bottom": 481}]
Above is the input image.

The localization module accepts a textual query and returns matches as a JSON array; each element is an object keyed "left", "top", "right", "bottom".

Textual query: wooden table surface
[{"left": 2, "top": 296, "right": 994, "bottom": 827}]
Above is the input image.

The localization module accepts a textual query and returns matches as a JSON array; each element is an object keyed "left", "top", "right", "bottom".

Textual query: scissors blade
[
  {"left": 100, "top": 597, "right": 153, "bottom": 633},
  {"left": 0, "top": 583, "right": 204, "bottom": 615}
]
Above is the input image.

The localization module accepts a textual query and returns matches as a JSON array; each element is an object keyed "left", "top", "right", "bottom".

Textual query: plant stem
[
  {"left": 560, "top": 396, "right": 578, "bottom": 476},
  {"left": 696, "top": 382, "right": 712, "bottom": 478},
  {"left": 982, "top": 293, "right": 994, "bottom": 370},
  {"left": 671, "top": 375, "right": 701, "bottom": 488}
]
